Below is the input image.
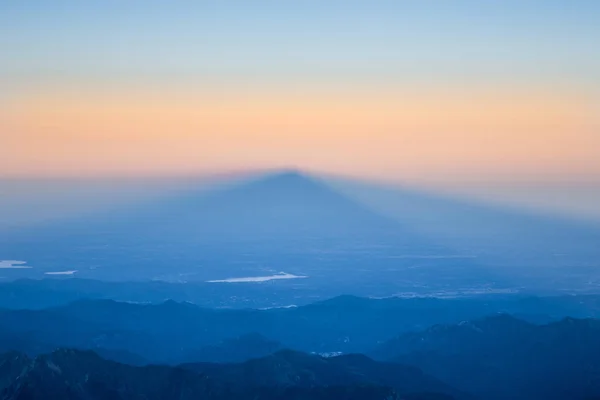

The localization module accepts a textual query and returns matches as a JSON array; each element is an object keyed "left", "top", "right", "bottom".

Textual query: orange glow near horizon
[{"left": 2, "top": 86, "right": 598, "bottom": 182}]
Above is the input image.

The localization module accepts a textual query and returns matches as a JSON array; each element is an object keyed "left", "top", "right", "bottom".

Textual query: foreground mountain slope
[
  {"left": 181, "top": 333, "right": 283, "bottom": 363},
  {"left": 182, "top": 350, "right": 468, "bottom": 399},
  {"left": 0, "top": 349, "right": 458, "bottom": 400},
  {"left": 374, "top": 315, "right": 600, "bottom": 400}
]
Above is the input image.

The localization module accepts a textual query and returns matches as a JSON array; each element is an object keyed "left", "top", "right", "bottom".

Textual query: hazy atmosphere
[{"left": 1, "top": 2, "right": 600, "bottom": 400}]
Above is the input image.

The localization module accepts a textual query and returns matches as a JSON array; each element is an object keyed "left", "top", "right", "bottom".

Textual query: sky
[{"left": 1, "top": 0, "right": 599, "bottom": 183}]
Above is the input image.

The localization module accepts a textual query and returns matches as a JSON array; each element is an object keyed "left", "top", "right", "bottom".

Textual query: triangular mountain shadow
[
  {"left": 0, "top": 170, "right": 503, "bottom": 286},
  {"left": 154, "top": 169, "right": 404, "bottom": 238},
  {"left": 4, "top": 170, "right": 406, "bottom": 241}
]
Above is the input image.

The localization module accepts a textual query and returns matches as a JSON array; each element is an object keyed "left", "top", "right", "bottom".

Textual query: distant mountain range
[
  {"left": 1, "top": 293, "right": 600, "bottom": 363},
  {"left": 1, "top": 294, "right": 600, "bottom": 399},
  {"left": 4, "top": 277, "right": 600, "bottom": 311}
]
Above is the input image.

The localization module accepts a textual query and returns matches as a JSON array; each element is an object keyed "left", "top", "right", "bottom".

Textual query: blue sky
[{"left": 2, "top": 0, "right": 599, "bottom": 89}]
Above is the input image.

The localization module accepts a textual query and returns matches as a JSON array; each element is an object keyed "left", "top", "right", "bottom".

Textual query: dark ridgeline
[
  {"left": 0, "top": 349, "right": 459, "bottom": 400},
  {"left": 372, "top": 315, "right": 600, "bottom": 400}
]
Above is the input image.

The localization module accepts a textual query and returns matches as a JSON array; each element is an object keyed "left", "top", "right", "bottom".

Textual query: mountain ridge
[
  {"left": 0, "top": 348, "right": 460, "bottom": 400},
  {"left": 374, "top": 314, "right": 600, "bottom": 400}
]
